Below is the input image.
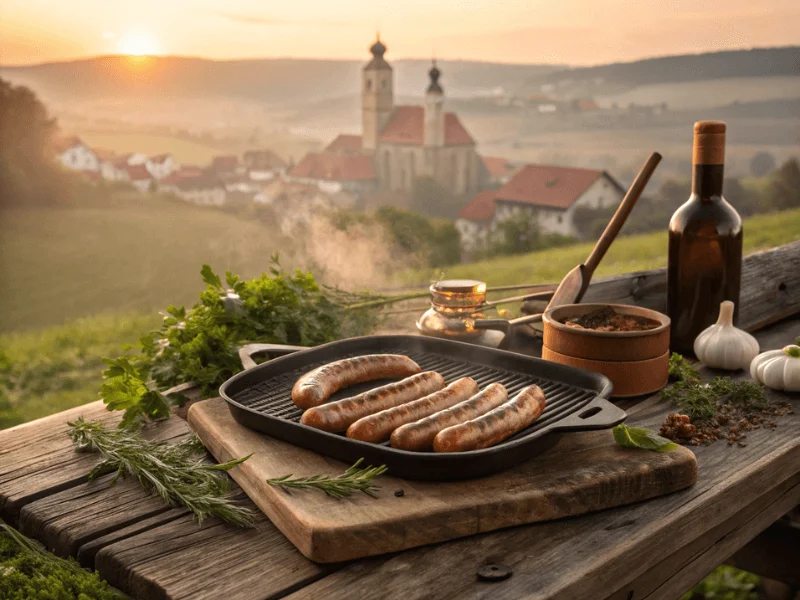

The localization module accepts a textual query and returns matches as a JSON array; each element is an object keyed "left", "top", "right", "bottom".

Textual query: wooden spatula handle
[{"left": 584, "top": 152, "right": 662, "bottom": 275}]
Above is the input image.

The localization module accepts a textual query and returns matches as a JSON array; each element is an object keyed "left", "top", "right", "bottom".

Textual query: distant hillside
[
  {"left": 0, "top": 56, "right": 561, "bottom": 106},
  {"left": 522, "top": 47, "right": 800, "bottom": 94}
]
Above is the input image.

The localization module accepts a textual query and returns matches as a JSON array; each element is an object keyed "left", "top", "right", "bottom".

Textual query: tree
[
  {"left": 770, "top": 158, "right": 800, "bottom": 211},
  {"left": 487, "top": 211, "right": 539, "bottom": 257},
  {"left": 749, "top": 151, "right": 777, "bottom": 178},
  {"left": 0, "top": 78, "right": 66, "bottom": 207}
]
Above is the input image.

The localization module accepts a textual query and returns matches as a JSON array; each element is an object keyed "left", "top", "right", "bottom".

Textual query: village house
[
  {"left": 481, "top": 156, "right": 518, "bottom": 186},
  {"left": 243, "top": 149, "right": 287, "bottom": 181},
  {"left": 92, "top": 148, "right": 126, "bottom": 181},
  {"left": 289, "top": 36, "right": 483, "bottom": 196},
  {"left": 145, "top": 154, "right": 178, "bottom": 180},
  {"left": 210, "top": 155, "right": 243, "bottom": 175},
  {"left": 160, "top": 173, "right": 227, "bottom": 206},
  {"left": 118, "top": 152, "right": 149, "bottom": 166},
  {"left": 55, "top": 137, "right": 99, "bottom": 172},
  {"left": 123, "top": 164, "right": 154, "bottom": 193},
  {"left": 456, "top": 165, "right": 625, "bottom": 253},
  {"left": 288, "top": 152, "right": 377, "bottom": 195}
]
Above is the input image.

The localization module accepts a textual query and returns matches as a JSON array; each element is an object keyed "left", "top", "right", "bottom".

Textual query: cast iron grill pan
[{"left": 220, "top": 335, "right": 623, "bottom": 480}]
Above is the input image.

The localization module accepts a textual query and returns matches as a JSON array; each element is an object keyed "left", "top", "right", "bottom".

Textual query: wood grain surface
[{"left": 188, "top": 397, "right": 697, "bottom": 563}]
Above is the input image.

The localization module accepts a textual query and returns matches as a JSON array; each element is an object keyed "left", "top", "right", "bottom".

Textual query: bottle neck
[{"left": 691, "top": 164, "right": 724, "bottom": 201}]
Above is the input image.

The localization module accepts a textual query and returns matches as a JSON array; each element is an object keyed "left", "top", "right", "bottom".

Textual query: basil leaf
[{"left": 612, "top": 423, "right": 677, "bottom": 452}]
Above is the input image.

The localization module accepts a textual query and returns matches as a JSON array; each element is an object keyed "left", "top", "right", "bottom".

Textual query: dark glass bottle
[{"left": 667, "top": 121, "right": 743, "bottom": 354}]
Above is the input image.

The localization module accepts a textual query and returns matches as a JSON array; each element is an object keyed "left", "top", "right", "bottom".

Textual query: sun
[{"left": 119, "top": 31, "right": 160, "bottom": 56}]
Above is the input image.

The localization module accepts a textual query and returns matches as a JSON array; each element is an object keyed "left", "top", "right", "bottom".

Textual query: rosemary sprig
[
  {"left": 68, "top": 418, "right": 254, "bottom": 527},
  {"left": 266, "top": 458, "right": 388, "bottom": 499}
]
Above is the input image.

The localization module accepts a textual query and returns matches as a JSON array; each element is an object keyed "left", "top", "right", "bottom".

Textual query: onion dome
[
  {"left": 370, "top": 35, "right": 387, "bottom": 59},
  {"left": 427, "top": 60, "right": 443, "bottom": 94}
]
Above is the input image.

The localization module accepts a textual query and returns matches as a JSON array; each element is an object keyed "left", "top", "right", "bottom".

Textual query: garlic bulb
[
  {"left": 749, "top": 345, "right": 800, "bottom": 392},
  {"left": 693, "top": 301, "right": 759, "bottom": 370}
]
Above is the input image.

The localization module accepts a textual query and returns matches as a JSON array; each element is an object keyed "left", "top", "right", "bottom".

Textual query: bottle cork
[{"left": 692, "top": 121, "right": 726, "bottom": 165}]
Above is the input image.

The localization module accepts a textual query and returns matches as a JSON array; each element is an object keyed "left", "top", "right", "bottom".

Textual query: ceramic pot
[{"left": 542, "top": 304, "right": 671, "bottom": 397}]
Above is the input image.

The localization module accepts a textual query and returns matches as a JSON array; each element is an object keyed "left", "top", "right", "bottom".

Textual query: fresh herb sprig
[
  {"left": 68, "top": 418, "right": 254, "bottom": 526},
  {"left": 99, "top": 258, "right": 380, "bottom": 428},
  {"left": 266, "top": 458, "right": 388, "bottom": 499},
  {"left": 613, "top": 423, "right": 677, "bottom": 452},
  {"left": 661, "top": 353, "right": 767, "bottom": 421}
]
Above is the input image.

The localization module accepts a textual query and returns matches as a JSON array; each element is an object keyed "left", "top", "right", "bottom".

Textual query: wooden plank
[
  {"left": 287, "top": 319, "right": 800, "bottom": 599},
  {"left": 605, "top": 473, "right": 800, "bottom": 600},
  {"left": 189, "top": 396, "right": 697, "bottom": 563},
  {"left": 17, "top": 416, "right": 191, "bottom": 559},
  {"left": 94, "top": 509, "right": 331, "bottom": 600},
  {"left": 729, "top": 520, "right": 800, "bottom": 588},
  {"left": 543, "top": 241, "right": 800, "bottom": 332},
  {"left": 0, "top": 400, "right": 119, "bottom": 523}
]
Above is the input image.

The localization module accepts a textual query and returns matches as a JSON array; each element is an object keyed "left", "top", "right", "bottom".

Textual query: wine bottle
[{"left": 667, "top": 121, "right": 742, "bottom": 354}]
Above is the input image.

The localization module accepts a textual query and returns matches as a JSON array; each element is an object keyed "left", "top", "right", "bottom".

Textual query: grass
[
  {"left": 0, "top": 313, "right": 159, "bottom": 429},
  {"left": 409, "top": 208, "right": 800, "bottom": 287},
  {"left": 0, "top": 200, "right": 290, "bottom": 333}
]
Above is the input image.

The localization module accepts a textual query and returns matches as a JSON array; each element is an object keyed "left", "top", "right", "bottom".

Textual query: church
[{"left": 289, "top": 37, "right": 483, "bottom": 197}]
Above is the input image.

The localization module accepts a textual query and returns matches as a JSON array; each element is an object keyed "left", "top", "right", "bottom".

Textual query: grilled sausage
[
  {"left": 390, "top": 382, "right": 508, "bottom": 451},
  {"left": 433, "top": 385, "right": 546, "bottom": 453},
  {"left": 300, "top": 371, "right": 445, "bottom": 432},
  {"left": 346, "top": 377, "right": 479, "bottom": 443},
  {"left": 291, "top": 354, "right": 421, "bottom": 409}
]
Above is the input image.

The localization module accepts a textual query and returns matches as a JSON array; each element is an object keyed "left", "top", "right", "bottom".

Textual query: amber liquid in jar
[{"left": 667, "top": 121, "right": 742, "bottom": 354}]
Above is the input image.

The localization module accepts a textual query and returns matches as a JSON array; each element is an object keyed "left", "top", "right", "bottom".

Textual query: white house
[
  {"left": 119, "top": 152, "right": 149, "bottom": 166},
  {"left": 456, "top": 165, "right": 625, "bottom": 253},
  {"left": 123, "top": 164, "right": 154, "bottom": 193},
  {"left": 145, "top": 154, "right": 178, "bottom": 180},
  {"left": 172, "top": 175, "right": 227, "bottom": 206},
  {"left": 55, "top": 137, "right": 99, "bottom": 172}
]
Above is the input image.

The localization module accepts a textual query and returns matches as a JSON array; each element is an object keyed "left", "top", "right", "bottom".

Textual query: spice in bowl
[{"left": 562, "top": 306, "right": 661, "bottom": 332}]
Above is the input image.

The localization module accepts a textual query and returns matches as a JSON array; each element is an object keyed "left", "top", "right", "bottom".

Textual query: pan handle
[
  {"left": 546, "top": 396, "right": 627, "bottom": 433},
  {"left": 238, "top": 343, "right": 308, "bottom": 370}
]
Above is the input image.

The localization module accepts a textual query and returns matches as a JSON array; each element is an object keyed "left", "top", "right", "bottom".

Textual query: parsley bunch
[{"left": 100, "top": 257, "right": 380, "bottom": 428}]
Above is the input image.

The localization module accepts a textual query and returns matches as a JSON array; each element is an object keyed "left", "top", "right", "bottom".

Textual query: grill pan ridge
[{"left": 220, "top": 335, "right": 623, "bottom": 480}]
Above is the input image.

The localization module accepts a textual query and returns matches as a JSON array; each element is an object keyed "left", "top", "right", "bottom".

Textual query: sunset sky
[{"left": 2, "top": 0, "right": 799, "bottom": 66}]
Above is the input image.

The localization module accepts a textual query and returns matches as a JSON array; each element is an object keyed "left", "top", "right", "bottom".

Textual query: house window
[{"left": 557, "top": 215, "right": 563, "bottom": 224}]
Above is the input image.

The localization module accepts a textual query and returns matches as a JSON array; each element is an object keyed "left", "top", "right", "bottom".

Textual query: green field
[
  {"left": 410, "top": 208, "right": 800, "bottom": 287},
  {"left": 0, "top": 200, "right": 289, "bottom": 332}
]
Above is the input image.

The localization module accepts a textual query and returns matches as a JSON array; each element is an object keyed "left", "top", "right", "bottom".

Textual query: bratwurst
[
  {"left": 300, "top": 371, "right": 445, "bottom": 432},
  {"left": 291, "top": 354, "right": 421, "bottom": 409},
  {"left": 433, "top": 385, "right": 546, "bottom": 452},
  {"left": 390, "top": 382, "right": 508, "bottom": 451},
  {"left": 346, "top": 377, "right": 479, "bottom": 443}
]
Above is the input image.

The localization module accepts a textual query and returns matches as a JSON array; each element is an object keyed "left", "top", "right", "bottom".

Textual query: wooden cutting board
[{"left": 188, "top": 397, "right": 697, "bottom": 563}]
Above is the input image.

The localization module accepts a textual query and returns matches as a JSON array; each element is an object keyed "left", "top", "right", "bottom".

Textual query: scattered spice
[
  {"left": 659, "top": 354, "right": 794, "bottom": 447},
  {"left": 562, "top": 306, "right": 660, "bottom": 332}
]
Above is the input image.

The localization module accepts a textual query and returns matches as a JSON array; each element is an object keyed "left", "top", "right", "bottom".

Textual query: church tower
[
  {"left": 424, "top": 60, "right": 445, "bottom": 148},
  {"left": 362, "top": 35, "right": 394, "bottom": 151}
]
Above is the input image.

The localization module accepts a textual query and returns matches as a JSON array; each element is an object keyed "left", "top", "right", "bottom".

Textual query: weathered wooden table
[{"left": 2, "top": 242, "right": 799, "bottom": 600}]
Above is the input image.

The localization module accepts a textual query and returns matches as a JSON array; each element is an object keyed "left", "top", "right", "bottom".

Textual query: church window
[
  {"left": 381, "top": 79, "right": 387, "bottom": 89},
  {"left": 366, "top": 78, "right": 372, "bottom": 91},
  {"left": 451, "top": 154, "right": 457, "bottom": 190},
  {"left": 384, "top": 151, "right": 391, "bottom": 189},
  {"left": 410, "top": 154, "right": 416, "bottom": 183}
]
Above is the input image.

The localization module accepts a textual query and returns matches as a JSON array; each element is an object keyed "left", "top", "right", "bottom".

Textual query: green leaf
[
  {"left": 139, "top": 390, "right": 171, "bottom": 421},
  {"left": 200, "top": 264, "right": 222, "bottom": 289},
  {"left": 613, "top": 423, "right": 677, "bottom": 452}
]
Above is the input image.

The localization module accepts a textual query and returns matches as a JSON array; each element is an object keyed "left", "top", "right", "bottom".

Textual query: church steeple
[
  {"left": 362, "top": 34, "right": 394, "bottom": 151},
  {"left": 424, "top": 59, "right": 445, "bottom": 148}
]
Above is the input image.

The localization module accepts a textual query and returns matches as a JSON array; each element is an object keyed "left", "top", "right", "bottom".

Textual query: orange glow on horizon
[{"left": 118, "top": 31, "right": 160, "bottom": 57}]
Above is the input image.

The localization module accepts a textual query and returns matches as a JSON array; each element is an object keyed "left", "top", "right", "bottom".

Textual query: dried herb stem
[{"left": 266, "top": 458, "right": 388, "bottom": 499}]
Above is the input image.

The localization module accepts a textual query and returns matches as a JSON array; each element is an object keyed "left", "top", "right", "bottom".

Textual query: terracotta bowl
[{"left": 542, "top": 304, "right": 671, "bottom": 398}]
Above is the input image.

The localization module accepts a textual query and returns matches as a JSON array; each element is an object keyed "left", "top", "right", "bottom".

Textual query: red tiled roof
[
  {"left": 378, "top": 106, "right": 474, "bottom": 146},
  {"left": 54, "top": 136, "right": 83, "bottom": 153},
  {"left": 494, "top": 165, "right": 605, "bottom": 210},
  {"left": 289, "top": 153, "right": 375, "bottom": 181},
  {"left": 150, "top": 153, "right": 172, "bottom": 163},
  {"left": 458, "top": 190, "right": 498, "bottom": 221},
  {"left": 124, "top": 164, "right": 152, "bottom": 181},
  {"left": 444, "top": 113, "right": 474, "bottom": 145},
  {"left": 211, "top": 155, "right": 239, "bottom": 172},
  {"left": 325, "top": 134, "right": 363, "bottom": 153},
  {"left": 481, "top": 156, "right": 515, "bottom": 178}
]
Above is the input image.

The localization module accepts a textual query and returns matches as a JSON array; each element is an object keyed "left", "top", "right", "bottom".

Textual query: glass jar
[{"left": 416, "top": 279, "right": 488, "bottom": 340}]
